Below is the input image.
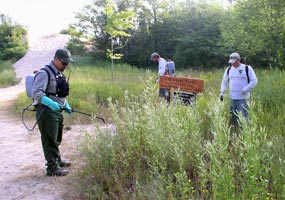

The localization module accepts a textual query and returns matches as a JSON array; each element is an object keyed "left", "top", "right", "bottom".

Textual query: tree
[
  {"left": 221, "top": 0, "right": 285, "bottom": 68},
  {"left": 75, "top": 0, "right": 285, "bottom": 70},
  {"left": 104, "top": 0, "right": 135, "bottom": 80},
  {"left": 61, "top": 26, "right": 91, "bottom": 55},
  {"left": 0, "top": 14, "right": 28, "bottom": 61},
  {"left": 172, "top": 0, "right": 227, "bottom": 68}
]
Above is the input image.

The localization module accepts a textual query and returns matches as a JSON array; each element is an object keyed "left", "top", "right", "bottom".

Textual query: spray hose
[
  {"left": 67, "top": 108, "right": 106, "bottom": 124},
  {"left": 22, "top": 103, "right": 47, "bottom": 131},
  {"left": 22, "top": 105, "right": 106, "bottom": 131}
]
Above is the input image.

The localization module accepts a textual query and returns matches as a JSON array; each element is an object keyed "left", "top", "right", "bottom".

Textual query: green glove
[
  {"left": 64, "top": 100, "right": 72, "bottom": 115},
  {"left": 41, "top": 96, "right": 61, "bottom": 111}
]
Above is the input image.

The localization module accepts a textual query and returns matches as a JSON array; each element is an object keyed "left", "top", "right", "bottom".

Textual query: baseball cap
[
  {"left": 150, "top": 52, "right": 160, "bottom": 60},
  {"left": 55, "top": 48, "right": 74, "bottom": 64},
  {"left": 228, "top": 52, "right": 241, "bottom": 64}
]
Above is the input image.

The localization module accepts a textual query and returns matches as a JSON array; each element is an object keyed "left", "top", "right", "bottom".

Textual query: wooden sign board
[{"left": 159, "top": 76, "right": 204, "bottom": 93}]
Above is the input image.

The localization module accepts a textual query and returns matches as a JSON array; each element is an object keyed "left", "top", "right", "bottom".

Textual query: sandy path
[
  {"left": 0, "top": 34, "right": 99, "bottom": 200},
  {"left": 0, "top": 84, "right": 76, "bottom": 200},
  {"left": 0, "top": 95, "right": 95, "bottom": 199}
]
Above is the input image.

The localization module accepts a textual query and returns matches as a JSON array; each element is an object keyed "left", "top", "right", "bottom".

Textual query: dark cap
[{"left": 55, "top": 48, "right": 74, "bottom": 63}]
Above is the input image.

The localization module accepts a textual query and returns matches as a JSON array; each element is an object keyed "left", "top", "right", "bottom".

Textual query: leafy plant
[
  {"left": 0, "top": 60, "right": 19, "bottom": 87},
  {"left": 67, "top": 67, "right": 285, "bottom": 199},
  {"left": 105, "top": 0, "right": 135, "bottom": 81}
]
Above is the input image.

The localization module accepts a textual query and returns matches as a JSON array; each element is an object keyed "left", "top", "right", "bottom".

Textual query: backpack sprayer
[{"left": 22, "top": 68, "right": 106, "bottom": 131}]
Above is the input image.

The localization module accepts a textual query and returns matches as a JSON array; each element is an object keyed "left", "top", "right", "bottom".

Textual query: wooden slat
[{"left": 159, "top": 76, "right": 204, "bottom": 93}]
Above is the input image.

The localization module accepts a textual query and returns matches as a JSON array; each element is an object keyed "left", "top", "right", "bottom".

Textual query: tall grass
[
  {"left": 15, "top": 58, "right": 152, "bottom": 124},
  {"left": 0, "top": 60, "right": 19, "bottom": 87},
  {"left": 65, "top": 61, "right": 150, "bottom": 122},
  {"left": 66, "top": 67, "right": 285, "bottom": 199},
  {"left": 13, "top": 57, "right": 285, "bottom": 198}
]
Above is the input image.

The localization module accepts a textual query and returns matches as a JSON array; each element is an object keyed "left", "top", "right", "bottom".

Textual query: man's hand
[
  {"left": 219, "top": 92, "right": 224, "bottom": 102},
  {"left": 41, "top": 96, "right": 61, "bottom": 111},
  {"left": 241, "top": 88, "right": 248, "bottom": 94},
  {"left": 64, "top": 100, "right": 72, "bottom": 115}
]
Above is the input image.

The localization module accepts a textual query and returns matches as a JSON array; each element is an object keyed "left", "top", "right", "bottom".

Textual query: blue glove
[
  {"left": 41, "top": 96, "right": 61, "bottom": 111},
  {"left": 64, "top": 100, "right": 73, "bottom": 115}
]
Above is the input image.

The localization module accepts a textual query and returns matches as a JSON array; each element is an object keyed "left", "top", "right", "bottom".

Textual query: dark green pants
[{"left": 36, "top": 105, "right": 64, "bottom": 172}]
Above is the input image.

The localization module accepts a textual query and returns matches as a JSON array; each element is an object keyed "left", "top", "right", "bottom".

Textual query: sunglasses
[
  {"left": 60, "top": 59, "right": 70, "bottom": 66},
  {"left": 230, "top": 56, "right": 239, "bottom": 59}
]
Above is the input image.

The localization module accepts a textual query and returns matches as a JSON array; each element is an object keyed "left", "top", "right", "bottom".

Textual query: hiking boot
[
  {"left": 59, "top": 160, "right": 71, "bottom": 167},
  {"left": 47, "top": 168, "right": 69, "bottom": 176}
]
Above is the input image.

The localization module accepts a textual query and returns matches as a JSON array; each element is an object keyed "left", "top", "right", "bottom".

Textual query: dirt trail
[
  {"left": 0, "top": 83, "right": 75, "bottom": 200},
  {"left": 0, "top": 90, "right": 95, "bottom": 199},
  {"left": 0, "top": 35, "right": 98, "bottom": 200}
]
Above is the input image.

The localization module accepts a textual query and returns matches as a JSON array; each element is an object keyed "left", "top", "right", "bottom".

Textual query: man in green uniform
[{"left": 32, "top": 48, "right": 74, "bottom": 176}]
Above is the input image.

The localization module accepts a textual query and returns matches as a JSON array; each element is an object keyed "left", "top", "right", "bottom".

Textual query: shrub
[
  {"left": 71, "top": 68, "right": 285, "bottom": 199},
  {"left": 0, "top": 60, "right": 19, "bottom": 87}
]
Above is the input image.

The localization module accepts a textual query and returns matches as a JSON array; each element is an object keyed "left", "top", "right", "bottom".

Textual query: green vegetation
[
  {"left": 36, "top": 59, "right": 283, "bottom": 199},
  {"left": 0, "top": 14, "right": 28, "bottom": 61},
  {"left": 70, "top": 0, "right": 285, "bottom": 69},
  {"left": 15, "top": 58, "right": 151, "bottom": 123},
  {"left": 66, "top": 62, "right": 146, "bottom": 120},
  {"left": 0, "top": 60, "right": 19, "bottom": 87},
  {"left": 0, "top": 14, "right": 27, "bottom": 88},
  {"left": 3, "top": 0, "right": 283, "bottom": 197}
]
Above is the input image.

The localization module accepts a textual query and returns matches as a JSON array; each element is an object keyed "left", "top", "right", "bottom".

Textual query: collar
[{"left": 50, "top": 61, "right": 61, "bottom": 74}]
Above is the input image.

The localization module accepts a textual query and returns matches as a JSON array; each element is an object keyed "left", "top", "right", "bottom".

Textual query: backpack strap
[
  {"left": 41, "top": 67, "right": 52, "bottom": 96},
  {"left": 33, "top": 67, "right": 51, "bottom": 89},
  {"left": 226, "top": 66, "right": 231, "bottom": 82},
  {"left": 45, "top": 65, "right": 57, "bottom": 76},
  {"left": 40, "top": 68, "right": 51, "bottom": 86},
  {"left": 45, "top": 65, "right": 61, "bottom": 96},
  {"left": 245, "top": 65, "right": 249, "bottom": 83}
]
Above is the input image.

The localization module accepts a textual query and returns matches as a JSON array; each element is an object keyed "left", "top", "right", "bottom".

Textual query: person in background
[
  {"left": 220, "top": 52, "right": 257, "bottom": 126},
  {"left": 150, "top": 52, "right": 170, "bottom": 102},
  {"left": 32, "top": 48, "right": 74, "bottom": 176}
]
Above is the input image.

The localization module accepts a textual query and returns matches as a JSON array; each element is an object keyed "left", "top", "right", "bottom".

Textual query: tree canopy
[
  {"left": 0, "top": 14, "right": 28, "bottom": 61},
  {"left": 70, "top": 0, "right": 285, "bottom": 69}
]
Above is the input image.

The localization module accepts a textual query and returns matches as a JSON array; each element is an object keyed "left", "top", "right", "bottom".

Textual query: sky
[
  {"left": 0, "top": 0, "right": 91, "bottom": 42},
  {"left": 1, "top": 0, "right": 230, "bottom": 43}
]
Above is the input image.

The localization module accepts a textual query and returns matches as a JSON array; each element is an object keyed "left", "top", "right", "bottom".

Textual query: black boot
[
  {"left": 57, "top": 155, "right": 71, "bottom": 167},
  {"left": 47, "top": 167, "right": 69, "bottom": 176}
]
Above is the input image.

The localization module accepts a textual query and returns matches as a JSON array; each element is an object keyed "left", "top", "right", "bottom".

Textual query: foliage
[
  {"left": 11, "top": 56, "right": 285, "bottom": 198},
  {"left": 173, "top": 1, "right": 227, "bottom": 69},
  {"left": 61, "top": 27, "right": 89, "bottom": 56},
  {"left": 0, "top": 60, "right": 19, "bottom": 87},
  {"left": 0, "top": 14, "right": 28, "bottom": 61},
  {"left": 104, "top": 0, "right": 135, "bottom": 80},
  {"left": 61, "top": 65, "right": 285, "bottom": 199},
  {"left": 14, "top": 57, "right": 149, "bottom": 124},
  {"left": 71, "top": 0, "right": 285, "bottom": 69},
  {"left": 220, "top": 0, "right": 285, "bottom": 69}
]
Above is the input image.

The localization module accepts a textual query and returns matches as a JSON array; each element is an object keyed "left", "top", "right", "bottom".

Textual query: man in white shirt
[
  {"left": 151, "top": 52, "right": 170, "bottom": 101},
  {"left": 220, "top": 52, "right": 258, "bottom": 126}
]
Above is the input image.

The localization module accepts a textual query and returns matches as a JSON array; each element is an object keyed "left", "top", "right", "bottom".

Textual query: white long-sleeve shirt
[
  {"left": 158, "top": 58, "right": 167, "bottom": 76},
  {"left": 220, "top": 63, "right": 257, "bottom": 99}
]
